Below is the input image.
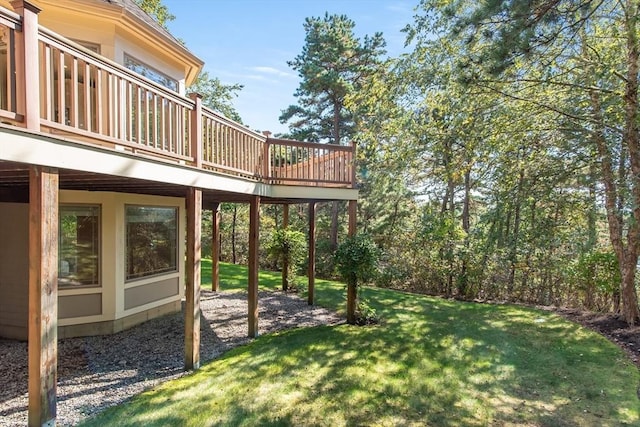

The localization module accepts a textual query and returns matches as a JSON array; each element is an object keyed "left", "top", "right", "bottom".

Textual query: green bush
[
  {"left": 335, "top": 234, "right": 381, "bottom": 324},
  {"left": 334, "top": 233, "right": 381, "bottom": 287},
  {"left": 569, "top": 249, "right": 620, "bottom": 311}
]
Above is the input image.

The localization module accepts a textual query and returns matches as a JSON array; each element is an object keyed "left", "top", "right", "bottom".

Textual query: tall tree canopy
[
  {"left": 134, "top": 0, "right": 175, "bottom": 28},
  {"left": 280, "top": 13, "right": 386, "bottom": 143},
  {"left": 362, "top": 0, "right": 638, "bottom": 324},
  {"left": 281, "top": 13, "right": 387, "bottom": 253},
  {"left": 189, "top": 71, "right": 243, "bottom": 122},
  {"left": 132, "top": 0, "right": 640, "bottom": 327},
  {"left": 410, "top": 0, "right": 640, "bottom": 324}
]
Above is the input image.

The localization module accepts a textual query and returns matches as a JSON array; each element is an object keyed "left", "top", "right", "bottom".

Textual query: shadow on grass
[{"left": 81, "top": 269, "right": 640, "bottom": 426}]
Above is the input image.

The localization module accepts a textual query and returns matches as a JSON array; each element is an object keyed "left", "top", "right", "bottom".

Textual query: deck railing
[
  {"left": 201, "top": 106, "right": 265, "bottom": 179},
  {"left": 0, "top": 5, "right": 355, "bottom": 188},
  {"left": 265, "top": 138, "right": 355, "bottom": 187}
]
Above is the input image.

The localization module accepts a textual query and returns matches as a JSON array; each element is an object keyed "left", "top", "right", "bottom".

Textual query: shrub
[
  {"left": 334, "top": 233, "right": 381, "bottom": 324},
  {"left": 334, "top": 233, "right": 381, "bottom": 287}
]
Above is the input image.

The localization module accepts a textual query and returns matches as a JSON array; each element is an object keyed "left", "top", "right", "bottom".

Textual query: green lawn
[{"left": 81, "top": 260, "right": 639, "bottom": 426}]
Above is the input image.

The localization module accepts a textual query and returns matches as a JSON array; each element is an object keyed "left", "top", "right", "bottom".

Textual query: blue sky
[{"left": 163, "top": 0, "right": 417, "bottom": 134}]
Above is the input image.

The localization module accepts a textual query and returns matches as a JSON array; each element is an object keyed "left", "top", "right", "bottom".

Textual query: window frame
[
  {"left": 125, "top": 204, "right": 179, "bottom": 282},
  {"left": 58, "top": 204, "right": 101, "bottom": 289},
  {"left": 71, "top": 39, "right": 101, "bottom": 54},
  {"left": 123, "top": 53, "right": 178, "bottom": 92}
]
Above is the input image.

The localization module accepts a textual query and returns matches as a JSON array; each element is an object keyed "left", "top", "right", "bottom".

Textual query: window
[
  {"left": 71, "top": 39, "right": 100, "bottom": 54},
  {"left": 124, "top": 54, "right": 178, "bottom": 91},
  {"left": 126, "top": 205, "right": 178, "bottom": 280},
  {"left": 59, "top": 205, "right": 100, "bottom": 288}
]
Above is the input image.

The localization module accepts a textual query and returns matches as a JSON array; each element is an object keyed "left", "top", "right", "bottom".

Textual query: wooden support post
[
  {"left": 189, "top": 93, "right": 203, "bottom": 168},
  {"left": 28, "top": 166, "right": 58, "bottom": 427},
  {"left": 211, "top": 203, "right": 220, "bottom": 292},
  {"left": 185, "top": 187, "right": 202, "bottom": 370},
  {"left": 12, "top": 0, "right": 41, "bottom": 131},
  {"left": 348, "top": 199, "right": 357, "bottom": 237},
  {"left": 308, "top": 202, "right": 316, "bottom": 305},
  {"left": 248, "top": 196, "right": 260, "bottom": 337},
  {"left": 347, "top": 199, "right": 357, "bottom": 324},
  {"left": 282, "top": 204, "right": 289, "bottom": 291}
]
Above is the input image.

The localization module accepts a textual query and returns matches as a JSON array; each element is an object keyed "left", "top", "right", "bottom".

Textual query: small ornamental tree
[
  {"left": 266, "top": 229, "right": 307, "bottom": 291},
  {"left": 334, "top": 233, "right": 381, "bottom": 324}
]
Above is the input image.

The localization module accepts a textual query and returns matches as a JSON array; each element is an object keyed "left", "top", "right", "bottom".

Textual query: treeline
[
  {"left": 348, "top": 0, "right": 640, "bottom": 324},
  {"left": 194, "top": 1, "right": 640, "bottom": 324}
]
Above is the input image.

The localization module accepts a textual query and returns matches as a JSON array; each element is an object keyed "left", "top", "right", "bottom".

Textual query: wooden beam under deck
[
  {"left": 185, "top": 187, "right": 202, "bottom": 370},
  {"left": 347, "top": 199, "right": 357, "bottom": 324},
  {"left": 248, "top": 195, "right": 260, "bottom": 338},
  {"left": 308, "top": 202, "right": 317, "bottom": 305},
  {"left": 28, "top": 166, "right": 58, "bottom": 427},
  {"left": 282, "top": 204, "right": 289, "bottom": 292},
  {"left": 211, "top": 203, "right": 220, "bottom": 292}
]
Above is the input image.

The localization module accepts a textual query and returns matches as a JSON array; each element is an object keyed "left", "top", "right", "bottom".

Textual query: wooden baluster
[
  {"left": 135, "top": 85, "right": 142, "bottom": 144},
  {"left": 57, "top": 50, "right": 64, "bottom": 125},
  {"left": 7, "top": 26, "right": 16, "bottom": 113},
  {"left": 167, "top": 100, "right": 174, "bottom": 152},
  {"left": 69, "top": 57, "right": 78, "bottom": 127},
  {"left": 42, "top": 44, "right": 52, "bottom": 122},
  {"left": 96, "top": 68, "right": 103, "bottom": 135},
  {"left": 119, "top": 77, "right": 126, "bottom": 140},
  {"left": 127, "top": 82, "right": 133, "bottom": 142},
  {"left": 106, "top": 73, "right": 113, "bottom": 137},
  {"left": 152, "top": 93, "right": 158, "bottom": 148},
  {"left": 83, "top": 62, "right": 90, "bottom": 131}
]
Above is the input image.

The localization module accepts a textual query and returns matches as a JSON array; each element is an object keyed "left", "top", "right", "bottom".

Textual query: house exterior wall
[
  {"left": 0, "top": 203, "right": 29, "bottom": 339},
  {"left": 36, "top": 11, "right": 117, "bottom": 59},
  {"left": 58, "top": 191, "right": 186, "bottom": 336},
  {"left": 0, "top": 0, "right": 198, "bottom": 94},
  {"left": 0, "top": 191, "right": 186, "bottom": 340},
  {"left": 40, "top": 9, "right": 187, "bottom": 94}
]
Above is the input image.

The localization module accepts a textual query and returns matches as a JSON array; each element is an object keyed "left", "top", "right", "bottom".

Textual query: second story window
[
  {"left": 124, "top": 53, "right": 178, "bottom": 92},
  {"left": 72, "top": 39, "right": 101, "bottom": 54}
]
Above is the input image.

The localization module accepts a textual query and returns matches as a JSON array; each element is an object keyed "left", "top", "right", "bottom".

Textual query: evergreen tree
[
  {"left": 281, "top": 13, "right": 386, "bottom": 144},
  {"left": 282, "top": 13, "right": 386, "bottom": 251}
]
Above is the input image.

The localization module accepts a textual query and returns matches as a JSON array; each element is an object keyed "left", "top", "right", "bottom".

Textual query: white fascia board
[
  {"left": 0, "top": 127, "right": 357, "bottom": 201},
  {"left": 0, "top": 127, "right": 261, "bottom": 195}
]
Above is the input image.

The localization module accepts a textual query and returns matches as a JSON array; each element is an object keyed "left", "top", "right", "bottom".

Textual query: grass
[{"left": 81, "top": 260, "right": 640, "bottom": 426}]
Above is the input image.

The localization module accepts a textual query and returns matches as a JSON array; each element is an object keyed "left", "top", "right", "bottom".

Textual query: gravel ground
[{"left": 0, "top": 289, "right": 342, "bottom": 426}]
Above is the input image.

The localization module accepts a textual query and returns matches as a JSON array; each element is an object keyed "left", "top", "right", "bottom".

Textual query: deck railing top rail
[{"left": 0, "top": 4, "right": 355, "bottom": 189}]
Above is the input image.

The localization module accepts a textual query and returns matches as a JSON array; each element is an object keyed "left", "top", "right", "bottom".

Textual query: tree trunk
[
  {"left": 459, "top": 168, "right": 471, "bottom": 297},
  {"left": 332, "top": 98, "right": 341, "bottom": 144},
  {"left": 620, "top": 0, "right": 640, "bottom": 325},
  {"left": 507, "top": 168, "right": 524, "bottom": 297}
]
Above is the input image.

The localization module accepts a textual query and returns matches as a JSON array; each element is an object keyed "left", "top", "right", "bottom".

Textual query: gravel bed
[{"left": 0, "top": 289, "right": 342, "bottom": 426}]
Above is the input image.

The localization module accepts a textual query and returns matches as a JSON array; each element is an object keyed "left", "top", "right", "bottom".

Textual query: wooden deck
[{"left": 0, "top": 5, "right": 355, "bottom": 189}]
